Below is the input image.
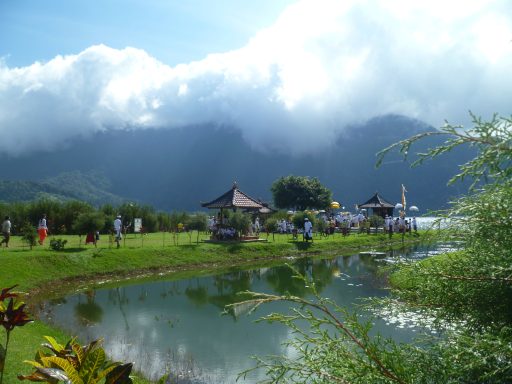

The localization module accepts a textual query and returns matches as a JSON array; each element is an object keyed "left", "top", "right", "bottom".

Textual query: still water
[{"left": 39, "top": 242, "right": 454, "bottom": 383}]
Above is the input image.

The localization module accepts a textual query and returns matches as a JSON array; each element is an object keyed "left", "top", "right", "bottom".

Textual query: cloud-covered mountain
[{"left": 0, "top": 115, "right": 472, "bottom": 212}]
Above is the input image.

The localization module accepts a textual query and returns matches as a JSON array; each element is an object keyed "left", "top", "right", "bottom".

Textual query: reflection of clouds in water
[
  {"left": 105, "top": 335, "right": 209, "bottom": 382},
  {"left": 40, "top": 242, "right": 453, "bottom": 383}
]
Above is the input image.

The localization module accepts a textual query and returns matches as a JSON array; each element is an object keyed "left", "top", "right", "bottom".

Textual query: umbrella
[
  {"left": 395, "top": 203, "right": 403, "bottom": 210},
  {"left": 287, "top": 210, "right": 295, "bottom": 215},
  {"left": 409, "top": 205, "right": 419, "bottom": 212},
  {"left": 330, "top": 201, "right": 341, "bottom": 209}
]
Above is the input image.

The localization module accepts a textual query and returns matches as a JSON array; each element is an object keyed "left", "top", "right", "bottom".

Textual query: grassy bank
[
  {"left": 1, "top": 231, "right": 429, "bottom": 292},
  {"left": 0, "top": 230, "right": 428, "bottom": 383}
]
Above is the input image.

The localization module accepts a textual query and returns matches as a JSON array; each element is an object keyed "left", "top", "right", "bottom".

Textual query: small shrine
[
  {"left": 201, "top": 182, "right": 264, "bottom": 212},
  {"left": 358, "top": 192, "right": 394, "bottom": 218},
  {"left": 201, "top": 182, "right": 266, "bottom": 242}
]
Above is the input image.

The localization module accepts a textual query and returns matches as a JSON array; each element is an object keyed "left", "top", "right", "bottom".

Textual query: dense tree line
[
  {"left": 0, "top": 199, "right": 204, "bottom": 235},
  {"left": 0, "top": 175, "right": 336, "bottom": 237}
]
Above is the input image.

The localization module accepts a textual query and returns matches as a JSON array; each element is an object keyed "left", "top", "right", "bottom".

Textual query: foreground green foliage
[
  {"left": 229, "top": 273, "right": 411, "bottom": 384},
  {"left": 376, "top": 114, "right": 512, "bottom": 381},
  {"left": 0, "top": 286, "right": 33, "bottom": 384},
  {"left": 19, "top": 337, "right": 133, "bottom": 383},
  {"left": 238, "top": 113, "right": 512, "bottom": 383}
]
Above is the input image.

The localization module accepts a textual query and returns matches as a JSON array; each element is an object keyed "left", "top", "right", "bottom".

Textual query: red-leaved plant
[{"left": 0, "top": 285, "right": 33, "bottom": 384}]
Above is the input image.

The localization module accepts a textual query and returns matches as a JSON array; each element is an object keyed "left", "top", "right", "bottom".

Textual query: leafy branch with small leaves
[
  {"left": 376, "top": 112, "right": 512, "bottom": 189},
  {"left": 226, "top": 268, "right": 410, "bottom": 384}
]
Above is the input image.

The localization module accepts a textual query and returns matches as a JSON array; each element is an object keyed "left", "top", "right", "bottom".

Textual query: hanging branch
[{"left": 376, "top": 112, "right": 512, "bottom": 189}]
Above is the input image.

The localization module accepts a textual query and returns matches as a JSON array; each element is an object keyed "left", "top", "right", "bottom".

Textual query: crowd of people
[
  {"left": 384, "top": 215, "right": 418, "bottom": 237},
  {"left": 0, "top": 210, "right": 419, "bottom": 248},
  {"left": 206, "top": 215, "right": 262, "bottom": 241},
  {"left": 265, "top": 211, "right": 419, "bottom": 240}
]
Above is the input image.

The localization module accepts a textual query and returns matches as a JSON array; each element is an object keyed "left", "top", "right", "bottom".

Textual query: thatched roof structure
[
  {"left": 201, "top": 183, "right": 263, "bottom": 210},
  {"left": 359, "top": 192, "right": 394, "bottom": 218}
]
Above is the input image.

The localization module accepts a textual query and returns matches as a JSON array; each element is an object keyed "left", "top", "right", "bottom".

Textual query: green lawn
[{"left": 0, "top": 230, "right": 430, "bottom": 383}]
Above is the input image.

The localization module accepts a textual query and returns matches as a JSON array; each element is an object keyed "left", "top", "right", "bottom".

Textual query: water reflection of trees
[
  {"left": 74, "top": 290, "right": 103, "bottom": 325},
  {"left": 209, "top": 270, "right": 255, "bottom": 309},
  {"left": 106, "top": 288, "right": 130, "bottom": 330},
  {"left": 266, "top": 258, "right": 336, "bottom": 297},
  {"left": 178, "top": 259, "right": 349, "bottom": 310},
  {"left": 181, "top": 270, "right": 263, "bottom": 311},
  {"left": 185, "top": 286, "right": 209, "bottom": 306}
]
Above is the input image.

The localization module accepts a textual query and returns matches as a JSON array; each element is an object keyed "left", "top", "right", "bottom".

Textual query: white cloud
[{"left": 1, "top": 0, "right": 511, "bottom": 155}]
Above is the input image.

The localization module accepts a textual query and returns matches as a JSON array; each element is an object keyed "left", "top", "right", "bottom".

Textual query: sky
[{"left": 1, "top": 0, "right": 512, "bottom": 156}]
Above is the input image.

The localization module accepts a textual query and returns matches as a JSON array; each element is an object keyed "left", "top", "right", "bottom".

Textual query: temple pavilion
[
  {"left": 201, "top": 182, "right": 264, "bottom": 215},
  {"left": 358, "top": 192, "right": 394, "bottom": 218}
]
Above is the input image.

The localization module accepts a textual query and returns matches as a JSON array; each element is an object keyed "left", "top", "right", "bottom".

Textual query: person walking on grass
[
  {"left": 304, "top": 217, "right": 313, "bottom": 242},
  {"left": 114, "top": 214, "right": 122, "bottom": 248},
  {"left": 38, "top": 214, "right": 48, "bottom": 245},
  {"left": 1, "top": 216, "right": 11, "bottom": 247}
]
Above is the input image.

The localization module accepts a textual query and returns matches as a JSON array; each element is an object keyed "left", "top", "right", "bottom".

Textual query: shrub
[
  {"left": 291, "top": 211, "right": 316, "bottom": 230},
  {"left": 229, "top": 211, "right": 252, "bottom": 237},
  {"left": 49, "top": 238, "right": 68, "bottom": 251},
  {"left": 369, "top": 214, "right": 384, "bottom": 229},
  {"left": 20, "top": 223, "right": 37, "bottom": 250}
]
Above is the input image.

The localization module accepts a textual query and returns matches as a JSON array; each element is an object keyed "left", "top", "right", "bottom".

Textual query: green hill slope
[{"left": 0, "top": 170, "right": 126, "bottom": 206}]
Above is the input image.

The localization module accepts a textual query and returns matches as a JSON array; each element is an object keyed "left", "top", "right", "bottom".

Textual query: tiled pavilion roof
[
  {"left": 201, "top": 183, "right": 264, "bottom": 210},
  {"left": 359, "top": 192, "right": 394, "bottom": 208}
]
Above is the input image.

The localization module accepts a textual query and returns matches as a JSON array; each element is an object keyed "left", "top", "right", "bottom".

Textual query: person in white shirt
[
  {"left": 254, "top": 217, "right": 261, "bottom": 235},
  {"left": 114, "top": 215, "right": 122, "bottom": 248},
  {"left": 280, "top": 219, "right": 287, "bottom": 234},
  {"left": 398, "top": 216, "right": 406, "bottom": 234},
  {"left": 38, "top": 214, "right": 48, "bottom": 245},
  {"left": 304, "top": 217, "right": 313, "bottom": 242},
  {"left": 1, "top": 216, "right": 11, "bottom": 247}
]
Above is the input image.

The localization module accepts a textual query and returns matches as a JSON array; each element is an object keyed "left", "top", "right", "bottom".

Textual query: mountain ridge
[{"left": 0, "top": 115, "right": 473, "bottom": 212}]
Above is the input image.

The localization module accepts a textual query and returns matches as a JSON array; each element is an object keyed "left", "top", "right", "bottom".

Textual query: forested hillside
[
  {"left": 0, "top": 171, "right": 125, "bottom": 206},
  {"left": 0, "top": 115, "right": 473, "bottom": 210}
]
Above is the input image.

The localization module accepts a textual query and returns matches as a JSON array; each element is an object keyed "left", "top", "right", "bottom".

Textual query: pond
[{"left": 39, "top": 242, "right": 456, "bottom": 383}]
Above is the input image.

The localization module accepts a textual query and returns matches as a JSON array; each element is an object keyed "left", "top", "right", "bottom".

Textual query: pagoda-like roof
[
  {"left": 201, "top": 183, "right": 264, "bottom": 210},
  {"left": 359, "top": 192, "right": 394, "bottom": 208}
]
